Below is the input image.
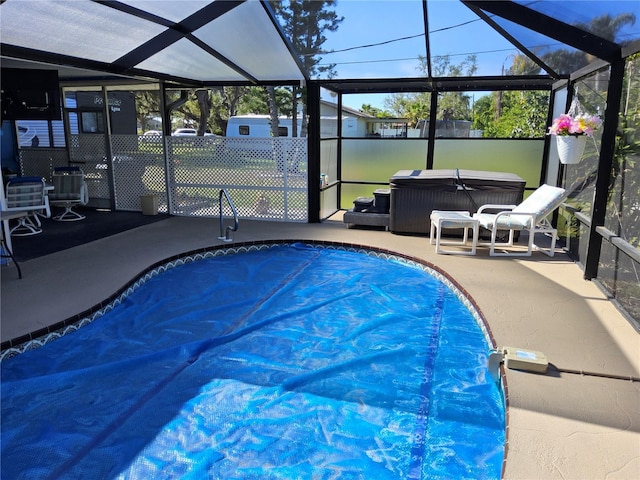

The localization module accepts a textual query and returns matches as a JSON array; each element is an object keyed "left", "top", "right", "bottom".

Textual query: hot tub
[{"left": 389, "top": 169, "right": 526, "bottom": 234}]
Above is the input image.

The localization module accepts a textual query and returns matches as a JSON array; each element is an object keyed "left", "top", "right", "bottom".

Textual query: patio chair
[
  {"left": 4, "top": 176, "right": 51, "bottom": 236},
  {"left": 49, "top": 167, "right": 89, "bottom": 221},
  {"left": 473, "top": 184, "right": 567, "bottom": 257}
]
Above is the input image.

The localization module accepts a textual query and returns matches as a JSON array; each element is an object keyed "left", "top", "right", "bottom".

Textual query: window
[
  {"left": 15, "top": 119, "right": 66, "bottom": 148},
  {"left": 80, "top": 111, "right": 104, "bottom": 133},
  {"left": 277, "top": 126, "right": 288, "bottom": 137},
  {"left": 239, "top": 125, "right": 250, "bottom": 135}
]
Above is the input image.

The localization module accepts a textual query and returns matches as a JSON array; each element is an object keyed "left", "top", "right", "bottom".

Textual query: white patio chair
[
  {"left": 473, "top": 184, "right": 567, "bottom": 257},
  {"left": 4, "top": 176, "right": 51, "bottom": 236}
]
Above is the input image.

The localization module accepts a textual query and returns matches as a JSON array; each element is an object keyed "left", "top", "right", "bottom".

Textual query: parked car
[
  {"left": 172, "top": 128, "right": 197, "bottom": 136},
  {"left": 140, "top": 129, "right": 162, "bottom": 144}
]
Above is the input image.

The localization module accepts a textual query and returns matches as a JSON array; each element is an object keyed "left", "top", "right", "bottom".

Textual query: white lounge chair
[{"left": 473, "top": 184, "right": 567, "bottom": 257}]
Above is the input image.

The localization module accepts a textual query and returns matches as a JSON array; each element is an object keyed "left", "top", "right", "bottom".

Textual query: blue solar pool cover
[{"left": 1, "top": 244, "right": 505, "bottom": 479}]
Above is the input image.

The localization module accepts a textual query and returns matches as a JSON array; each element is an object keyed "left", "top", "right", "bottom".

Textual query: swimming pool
[{"left": 1, "top": 242, "right": 505, "bottom": 479}]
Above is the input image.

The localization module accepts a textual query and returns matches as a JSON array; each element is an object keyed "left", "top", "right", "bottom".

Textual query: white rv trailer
[
  {"left": 226, "top": 115, "right": 302, "bottom": 138},
  {"left": 225, "top": 114, "right": 367, "bottom": 138}
]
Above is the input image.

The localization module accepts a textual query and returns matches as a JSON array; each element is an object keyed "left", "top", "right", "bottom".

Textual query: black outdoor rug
[{"left": 8, "top": 208, "right": 171, "bottom": 262}]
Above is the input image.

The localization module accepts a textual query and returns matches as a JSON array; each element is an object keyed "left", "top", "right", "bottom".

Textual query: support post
[
  {"left": 307, "top": 81, "right": 321, "bottom": 223},
  {"left": 584, "top": 60, "right": 625, "bottom": 280}
]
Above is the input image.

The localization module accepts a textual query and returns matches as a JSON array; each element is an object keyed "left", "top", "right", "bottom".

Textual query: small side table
[{"left": 429, "top": 210, "right": 479, "bottom": 255}]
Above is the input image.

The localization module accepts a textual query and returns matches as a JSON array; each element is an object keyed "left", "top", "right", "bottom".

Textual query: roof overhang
[{"left": 0, "top": 0, "right": 308, "bottom": 86}]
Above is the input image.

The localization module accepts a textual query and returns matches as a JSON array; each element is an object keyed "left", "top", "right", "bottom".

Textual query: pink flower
[
  {"left": 572, "top": 114, "right": 601, "bottom": 136},
  {"left": 548, "top": 113, "right": 600, "bottom": 136}
]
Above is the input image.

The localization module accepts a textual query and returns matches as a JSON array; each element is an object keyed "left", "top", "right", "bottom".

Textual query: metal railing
[{"left": 218, "top": 189, "right": 239, "bottom": 242}]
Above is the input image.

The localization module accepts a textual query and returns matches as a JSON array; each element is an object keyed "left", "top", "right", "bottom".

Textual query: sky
[
  {"left": 315, "top": 0, "right": 640, "bottom": 111},
  {"left": 318, "top": 0, "right": 525, "bottom": 110}
]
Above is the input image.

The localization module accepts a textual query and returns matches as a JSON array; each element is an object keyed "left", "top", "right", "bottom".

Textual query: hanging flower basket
[
  {"left": 547, "top": 109, "right": 600, "bottom": 165},
  {"left": 556, "top": 135, "right": 587, "bottom": 164}
]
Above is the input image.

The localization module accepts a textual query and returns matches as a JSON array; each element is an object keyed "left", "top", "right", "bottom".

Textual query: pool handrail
[{"left": 218, "top": 189, "right": 239, "bottom": 242}]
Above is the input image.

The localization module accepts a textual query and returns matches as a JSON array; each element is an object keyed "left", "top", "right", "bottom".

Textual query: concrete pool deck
[{"left": 1, "top": 214, "right": 638, "bottom": 479}]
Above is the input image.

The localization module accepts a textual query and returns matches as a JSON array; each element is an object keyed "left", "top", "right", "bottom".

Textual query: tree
[
  {"left": 136, "top": 91, "right": 161, "bottom": 133},
  {"left": 507, "top": 13, "right": 637, "bottom": 76},
  {"left": 270, "top": 0, "right": 342, "bottom": 78},
  {"left": 506, "top": 53, "right": 541, "bottom": 76},
  {"left": 608, "top": 53, "right": 640, "bottom": 247},
  {"left": 488, "top": 12, "right": 638, "bottom": 138},
  {"left": 383, "top": 54, "right": 478, "bottom": 126},
  {"left": 266, "top": 86, "right": 280, "bottom": 137},
  {"left": 209, "top": 86, "right": 251, "bottom": 135},
  {"left": 437, "top": 91, "right": 472, "bottom": 121},
  {"left": 490, "top": 91, "right": 549, "bottom": 138},
  {"left": 384, "top": 93, "right": 419, "bottom": 119},
  {"left": 425, "top": 54, "right": 477, "bottom": 77},
  {"left": 168, "top": 86, "right": 281, "bottom": 135},
  {"left": 429, "top": 54, "right": 476, "bottom": 122},
  {"left": 383, "top": 93, "right": 431, "bottom": 127},
  {"left": 269, "top": 1, "right": 343, "bottom": 136},
  {"left": 163, "top": 89, "right": 202, "bottom": 131},
  {"left": 471, "top": 95, "right": 494, "bottom": 133},
  {"left": 195, "top": 90, "right": 212, "bottom": 135},
  {"left": 359, "top": 104, "right": 392, "bottom": 118}
]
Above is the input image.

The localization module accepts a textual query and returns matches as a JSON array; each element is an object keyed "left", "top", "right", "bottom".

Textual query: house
[{"left": 320, "top": 100, "right": 414, "bottom": 138}]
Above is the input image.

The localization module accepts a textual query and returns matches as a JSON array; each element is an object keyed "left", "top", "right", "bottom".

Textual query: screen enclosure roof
[{"left": 0, "top": 1, "right": 638, "bottom": 88}]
